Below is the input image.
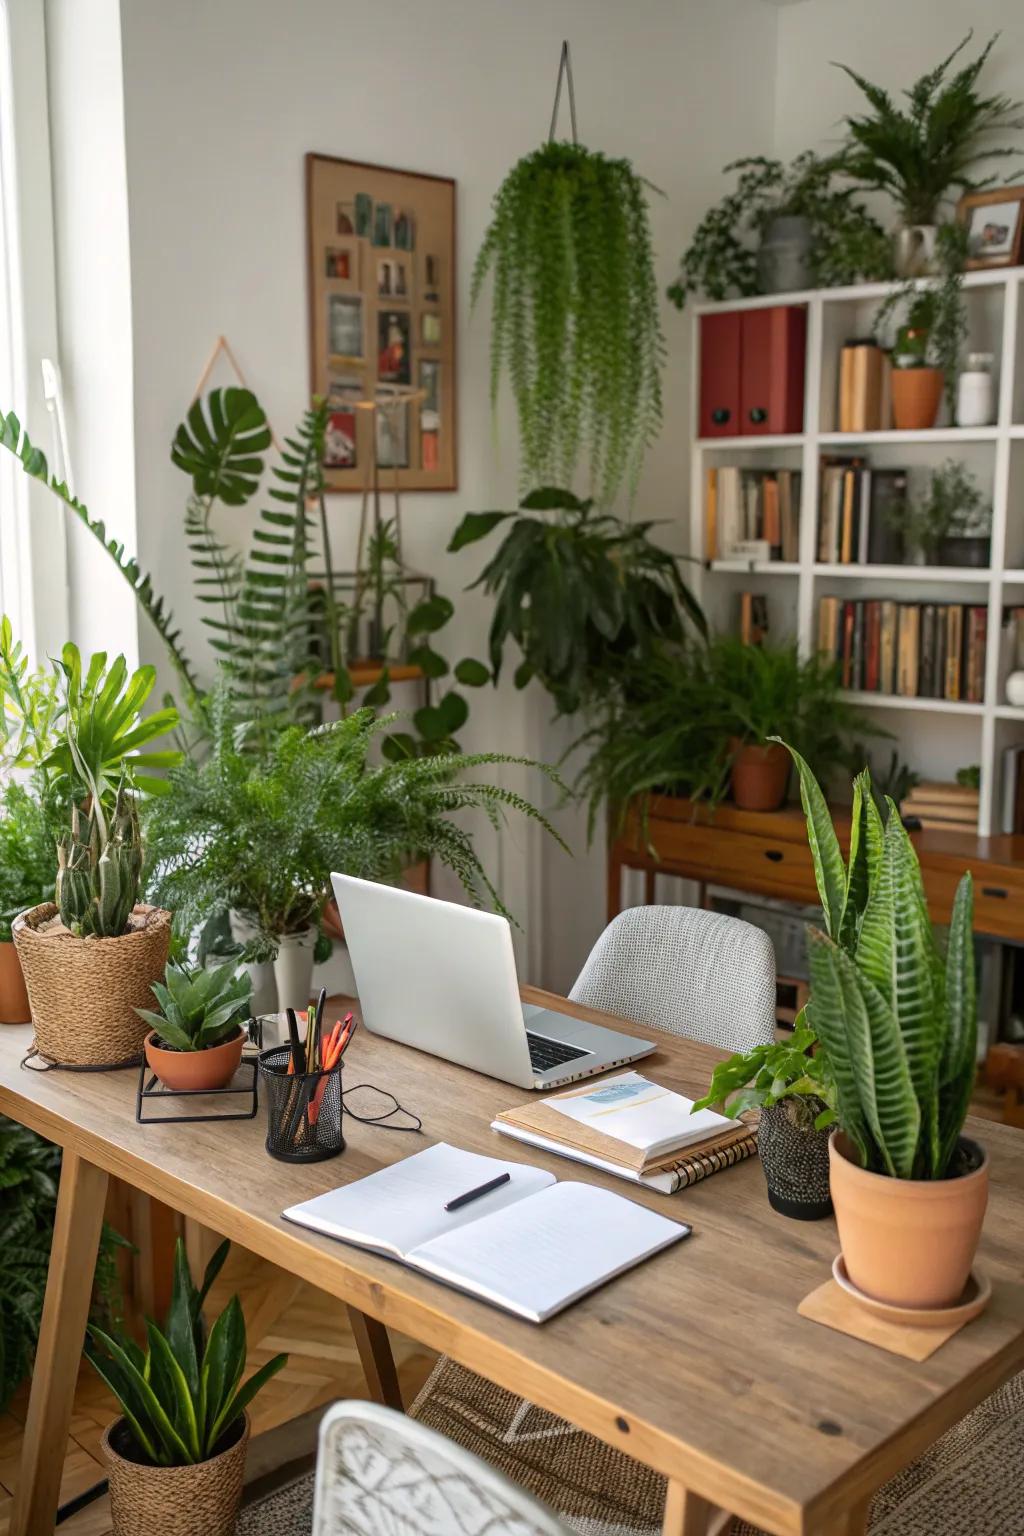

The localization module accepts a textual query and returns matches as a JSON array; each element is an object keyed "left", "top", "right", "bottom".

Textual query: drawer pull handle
[
  {"left": 764, "top": 849, "right": 784, "bottom": 864},
  {"left": 982, "top": 885, "right": 1008, "bottom": 899},
  {"left": 711, "top": 408, "right": 731, "bottom": 426}
]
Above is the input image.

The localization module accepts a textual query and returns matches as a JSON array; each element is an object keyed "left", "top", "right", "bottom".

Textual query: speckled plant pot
[{"left": 757, "top": 1101, "right": 833, "bottom": 1221}]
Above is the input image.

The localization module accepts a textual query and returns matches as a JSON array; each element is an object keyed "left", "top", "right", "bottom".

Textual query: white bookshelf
[{"left": 688, "top": 266, "right": 1024, "bottom": 836}]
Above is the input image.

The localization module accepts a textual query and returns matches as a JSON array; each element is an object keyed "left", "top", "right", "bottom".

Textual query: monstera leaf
[{"left": 171, "top": 388, "right": 271, "bottom": 506}]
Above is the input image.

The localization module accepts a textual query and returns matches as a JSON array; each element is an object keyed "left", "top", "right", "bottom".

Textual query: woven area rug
[{"left": 235, "top": 1362, "right": 1024, "bottom": 1536}]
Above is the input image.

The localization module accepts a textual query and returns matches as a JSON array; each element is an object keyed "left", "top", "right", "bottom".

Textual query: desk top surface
[{"left": 1, "top": 991, "right": 1022, "bottom": 1535}]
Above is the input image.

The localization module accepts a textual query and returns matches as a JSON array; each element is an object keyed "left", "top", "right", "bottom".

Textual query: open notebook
[{"left": 282, "top": 1142, "right": 690, "bottom": 1323}]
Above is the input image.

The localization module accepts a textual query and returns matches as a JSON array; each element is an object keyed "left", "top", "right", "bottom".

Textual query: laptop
[{"left": 331, "top": 874, "right": 655, "bottom": 1090}]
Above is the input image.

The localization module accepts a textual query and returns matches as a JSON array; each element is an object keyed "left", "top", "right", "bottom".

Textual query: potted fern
[
  {"left": 138, "top": 959, "right": 252, "bottom": 1092},
  {"left": 836, "top": 33, "right": 1024, "bottom": 276},
  {"left": 89, "top": 1238, "right": 286, "bottom": 1536},
  {"left": 778, "top": 742, "right": 986, "bottom": 1312}
]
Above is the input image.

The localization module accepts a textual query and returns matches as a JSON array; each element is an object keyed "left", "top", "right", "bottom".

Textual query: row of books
[
  {"left": 818, "top": 459, "right": 906, "bottom": 566},
  {"left": 705, "top": 467, "right": 801, "bottom": 563},
  {"left": 818, "top": 598, "right": 987, "bottom": 702},
  {"left": 901, "top": 781, "right": 980, "bottom": 831}
]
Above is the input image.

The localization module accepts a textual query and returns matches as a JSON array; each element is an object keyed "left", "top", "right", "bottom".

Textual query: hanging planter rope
[{"left": 472, "top": 40, "right": 664, "bottom": 506}]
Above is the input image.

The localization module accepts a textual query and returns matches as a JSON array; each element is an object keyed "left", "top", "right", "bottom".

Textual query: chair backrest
[
  {"left": 569, "top": 905, "right": 776, "bottom": 1053},
  {"left": 313, "top": 1400, "right": 571, "bottom": 1536}
]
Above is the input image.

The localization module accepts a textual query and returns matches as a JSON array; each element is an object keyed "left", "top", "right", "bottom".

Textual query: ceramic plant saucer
[{"left": 831, "top": 1254, "right": 992, "bottom": 1329}]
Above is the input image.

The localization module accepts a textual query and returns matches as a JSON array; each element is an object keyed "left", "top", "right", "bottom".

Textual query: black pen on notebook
[{"left": 444, "top": 1171, "right": 511, "bottom": 1212}]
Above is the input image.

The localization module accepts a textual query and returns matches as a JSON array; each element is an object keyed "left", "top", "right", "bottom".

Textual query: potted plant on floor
[
  {"left": 9, "top": 644, "right": 179, "bottom": 1066},
  {"left": 835, "top": 33, "right": 1024, "bottom": 276},
  {"left": 778, "top": 741, "right": 986, "bottom": 1311},
  {"left": 693, "top": 1020, "right": 836, "bottom": 1220},
  {"left": 88, "top": 1238, "right": 287, "bottom": 1536},
  {"left": 138, "top": 959, "right": 252, "bottom": 1092},
  {"left": 0, "top": 785, "right": 52, "bottom": 1024}
]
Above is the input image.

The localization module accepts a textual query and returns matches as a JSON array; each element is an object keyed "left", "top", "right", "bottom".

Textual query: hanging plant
[{"left": 473, "top": 128, "right": 664, "bottom": 506}]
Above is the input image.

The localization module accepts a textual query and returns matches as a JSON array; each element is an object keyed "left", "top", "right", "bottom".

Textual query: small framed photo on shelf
[{"left": 959, "top": 185, "right": 1024, "bottom": 269}]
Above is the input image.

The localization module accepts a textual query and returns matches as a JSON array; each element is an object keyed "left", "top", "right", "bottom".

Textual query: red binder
[
  {"left": 739, "top": 306, "right": 807, "bottom": 436},
  {"left": 698, "top": 311, "right": 742, "bottom": 437}
]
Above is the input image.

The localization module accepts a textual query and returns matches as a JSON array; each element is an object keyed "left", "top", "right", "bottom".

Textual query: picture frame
[
  {"left": 958, "top": 185, "right": 1024, "bottom": 269},
  {"left": 307, "top": 153, "right": 457, "bottom": 492}
]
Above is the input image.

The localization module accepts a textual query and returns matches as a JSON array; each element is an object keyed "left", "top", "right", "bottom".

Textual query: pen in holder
[{"left": 259, "top": 1045, "right": 344, "bottom": 1163}]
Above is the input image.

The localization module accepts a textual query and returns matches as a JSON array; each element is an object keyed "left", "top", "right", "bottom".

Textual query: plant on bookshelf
[
  {"left": 872, "top": 223, "right": 969, "bottom": 423},
  {"left": 887, "top": 459, "right": 991, "bottom": 567},
  {"left": 835, "top": 32, "right": 1024, "bottom": 275},
  {"left": 667, "top": 152, "right": 890, "bottom": 309}
]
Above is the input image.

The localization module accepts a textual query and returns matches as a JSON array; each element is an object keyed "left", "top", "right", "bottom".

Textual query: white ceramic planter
[
  {"left": 229, "top": 910, "right": 277, "bottom": 1016},
  {"left": 273, "top": 928, "right": 317, "bottom": 1016}
]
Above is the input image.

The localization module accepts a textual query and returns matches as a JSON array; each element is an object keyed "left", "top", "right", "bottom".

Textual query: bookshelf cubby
[{"left": 689, "top": 267, "right": 1024, "bottom": 836}]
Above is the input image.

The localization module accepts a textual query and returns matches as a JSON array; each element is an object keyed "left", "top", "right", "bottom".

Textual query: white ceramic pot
[
  {"left": 229, "top": 910, "right": 277, "bottom": 1017},
  {"left": 273, "top": 928, "right": 317, "bottom": 1016},
  {"left": 893, "top": 223, "right": 938, "bottom": 277},
  {"left": 1005, "top": 671, "right": 1024, "bottom": 708}
]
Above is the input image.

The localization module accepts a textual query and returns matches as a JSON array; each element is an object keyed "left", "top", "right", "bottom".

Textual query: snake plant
[
  {"left": 777, "top": 741, "right": 976, "bottom": 1181},
  {"left": 56, "top": 778, "right": 143, "bottom": 938}
]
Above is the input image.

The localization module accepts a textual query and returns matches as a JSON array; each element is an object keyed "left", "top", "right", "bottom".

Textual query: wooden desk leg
[
  {"left": 347, "top": 1306, "right": 403, "bottom": 1410},
  {"left": 662, "top": 1482, "right": 714, "bottom": 1536},
  {"left": 11, "top": 1151, "right": 109, "bottom": 1536}
]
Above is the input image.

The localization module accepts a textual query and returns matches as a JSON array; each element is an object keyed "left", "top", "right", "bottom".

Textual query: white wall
[{"left": 774, "top": 1, "right": 1024, "bottom": 168}]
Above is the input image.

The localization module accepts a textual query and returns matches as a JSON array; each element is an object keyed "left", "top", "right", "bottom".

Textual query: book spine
[
  {"left": 705, "top": 467, "right": 717, "bottom": 561},
  {"left": 945, "top": 606, "right": 964, "bottom": 701}
]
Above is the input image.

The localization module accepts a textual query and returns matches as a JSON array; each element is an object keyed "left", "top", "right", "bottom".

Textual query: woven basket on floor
[
  {"left": 103, "top": 1413, "right": 249, "bottom": 1536},
  {"left": 12, "top": 901, "right": 171, "bottom": 1068}
]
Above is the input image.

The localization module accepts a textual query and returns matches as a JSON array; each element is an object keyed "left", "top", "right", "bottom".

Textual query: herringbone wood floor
[{"left": 0, "top": 1245, "right": 437, "bottom": 1535}]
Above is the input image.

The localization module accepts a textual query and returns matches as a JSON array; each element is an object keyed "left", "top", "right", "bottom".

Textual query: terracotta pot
[
  {"left": 891, "top": 367, "right": 943, "bottom": 431},
  {"left": 144, "top": 1027, "right": 245, "bottom": 1092},
  {"left": 0, "top": 940, "right": 31, "bottom": 1025},
  {"left": 729, "top": 740, "right": 790, "bottom": 812},
  {"left": 102, "top": 1412, "right": 248, "bottom": 1536},
  {"left": 829, "top": 1131, "right": 988, "bottom": 1309}
]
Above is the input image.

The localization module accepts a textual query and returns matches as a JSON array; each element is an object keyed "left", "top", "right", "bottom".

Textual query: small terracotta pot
[
  {"left": 729, "top": 740, "right": 790, "bottom": 812},
  {"left": 0, "top": 940, "right": 31, "bottom": 1025},
  {"left": 891, "top": 367, "right": 944, "bottom": 431},
  {"left": 144, "top": 1027, "right": 245, "bottom": 1093},
  {"left": 102, "top": 1412, "right": 248, "bottom": 1536},
  {"left": 829, "top": 1131, "right": 988, "bottom": 1309}
]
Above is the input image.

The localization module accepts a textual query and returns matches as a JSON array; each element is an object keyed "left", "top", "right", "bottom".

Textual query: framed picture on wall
[
  {"left": 306, "top": 153, "right": 457, "bottom": 492},
  {"left": 959, "top": 185, "right": 1024, "bottom": 269}
]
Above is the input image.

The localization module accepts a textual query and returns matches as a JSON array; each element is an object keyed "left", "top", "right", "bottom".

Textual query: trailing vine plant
[{"left": 473, "top": 138, "right": 664, "bottom": 506}]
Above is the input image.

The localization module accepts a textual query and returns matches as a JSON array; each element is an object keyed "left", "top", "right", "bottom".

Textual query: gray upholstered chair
[
  {"left": 406, "top": 906, "right": 775, "bottom": 1536},
  {"left": 313, "top": 1400, "right": 571, "bottom": 1536}
]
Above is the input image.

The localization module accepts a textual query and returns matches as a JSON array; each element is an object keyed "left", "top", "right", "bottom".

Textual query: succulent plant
[
  {"left": 55, "top": 780, "right": 142, "bottom": 938},
  {"left": 136, "top": 959, "right": 252, "bottom": 1052}
]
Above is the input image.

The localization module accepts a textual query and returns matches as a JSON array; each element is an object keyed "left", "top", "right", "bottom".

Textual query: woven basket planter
[
  {"left": 12, "top": 902, "right": 171, "bottom": 1068},
  {"left": 102, "top": 1413, "right": 249, "bottom": 1536},
  {"left": 757, "top": 1100, "right": 833, "bottom": 1221}
]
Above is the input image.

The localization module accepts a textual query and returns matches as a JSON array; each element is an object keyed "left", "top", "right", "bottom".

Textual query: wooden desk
[
  {"left": 608, "top": 797, "right": 1024, "bottom": 942},
  {"left": 3, "top": 993, "right": 1023, "bottom": 1536}
]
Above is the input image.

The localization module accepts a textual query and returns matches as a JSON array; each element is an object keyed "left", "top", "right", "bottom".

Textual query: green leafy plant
[
  {"left": 857, "top": 746, "right": 920, "bottom": 815},
  {"left": 0, "top": 784, "right": 53, "bottom": 940},
  {"left": 873, "top": 222, "right": 969, "bottom": 414},
  {"left": 87, "top": 1238, "right": 286, "bottom": 1466},
  {"left": 778, "top": 740, "right": 977, "bottom": 1180},
  {"left": 887, "top": 458, "right": 991, "bottom": 562},
  {"left": 836, "top": 32, "right": 1024, "bottom": 227},
  {"left": 136, "top": 959, "right": 251, "bottom": 1052},
  {"left": 449, "top": 488, "right": 705, "bottom": 715},
  {"left": 957, "top": 764, "right": 981, "bottom": 790},
  {"left": 576, "top": 638, "right": 877, "bottom": 835},
  {"left": 144, "top": 694, "right": 566, "bottom": 955},
  {"left": 0, "top": 619, "right": 61, "bottom": 777},
  {"left": 56, "top": 777, "right": 143, "bottom": 938},
  {"left": 692, "top": 1022, "right": 836, "bottom": 1131},
  {"left": 473, "top": 141, "right": 664, "bottom": 505},
  {"left": 667, "top": 152, "right": 892, "bottom": 308},
  {"left": 0, "top": 1117, "right": 125, "bottom": 1411}
]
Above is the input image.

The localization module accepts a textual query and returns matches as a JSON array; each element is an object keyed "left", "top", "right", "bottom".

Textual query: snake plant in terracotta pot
[
  {"left": 778, "top": 741, "right": 986, "bottom": 1311},
  {"left": 138, "top": 959, "right": 252, "bottom": 1092}
]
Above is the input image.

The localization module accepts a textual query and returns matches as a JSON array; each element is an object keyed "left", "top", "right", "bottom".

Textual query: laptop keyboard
[{"left": 527, "top": 1032, "right": 589, "bottom": 1072}]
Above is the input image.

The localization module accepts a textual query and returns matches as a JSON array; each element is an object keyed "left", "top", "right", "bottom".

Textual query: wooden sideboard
[{"left": 607, "top": 796, "right": 1024, "bottom": 944}]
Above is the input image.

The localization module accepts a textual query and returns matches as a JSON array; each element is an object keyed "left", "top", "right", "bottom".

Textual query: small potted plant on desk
[
  {"left": 138, "top": 959, "right": 252, "bottom": 1092},
  {"left": 88, "top": 1238, "right": 287, "bottom": 1536},
  {"left": 693, "top": 1021, "right": 836, "bottom": 1220},
  {"left": 779, "top": 740, "right": 986, "bottom": 1312}
]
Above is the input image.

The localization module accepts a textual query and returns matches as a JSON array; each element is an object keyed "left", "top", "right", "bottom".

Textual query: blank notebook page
[{"left": 409, "top": 1180, "right": 689, "bottom": 1322}]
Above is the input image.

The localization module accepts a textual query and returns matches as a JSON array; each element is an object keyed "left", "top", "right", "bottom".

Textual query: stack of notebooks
[
  {"left": 706, "top": 466, "right": 801, "bottom": 563},
  {"left": 901, "top": 780, "right": 980, "bottom": 831},
  {"left": 817, "top": 459, "right": 906, "bottom": 566},
  {"left": 492, "top": 1071, "right": 757, "bottom": 1194},
  {"left": 818, "top": 597, "right": 987, "bottom": 702}
]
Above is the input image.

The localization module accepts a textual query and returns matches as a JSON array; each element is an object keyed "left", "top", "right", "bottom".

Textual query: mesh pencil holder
[{"left": 259, "top": 1045, "right": 344, "bottom": 1163}]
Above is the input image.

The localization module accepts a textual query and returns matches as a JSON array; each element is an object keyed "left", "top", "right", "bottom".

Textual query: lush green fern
[{"left": 473, "top": 141, "right": 664, "bottom": 506}]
